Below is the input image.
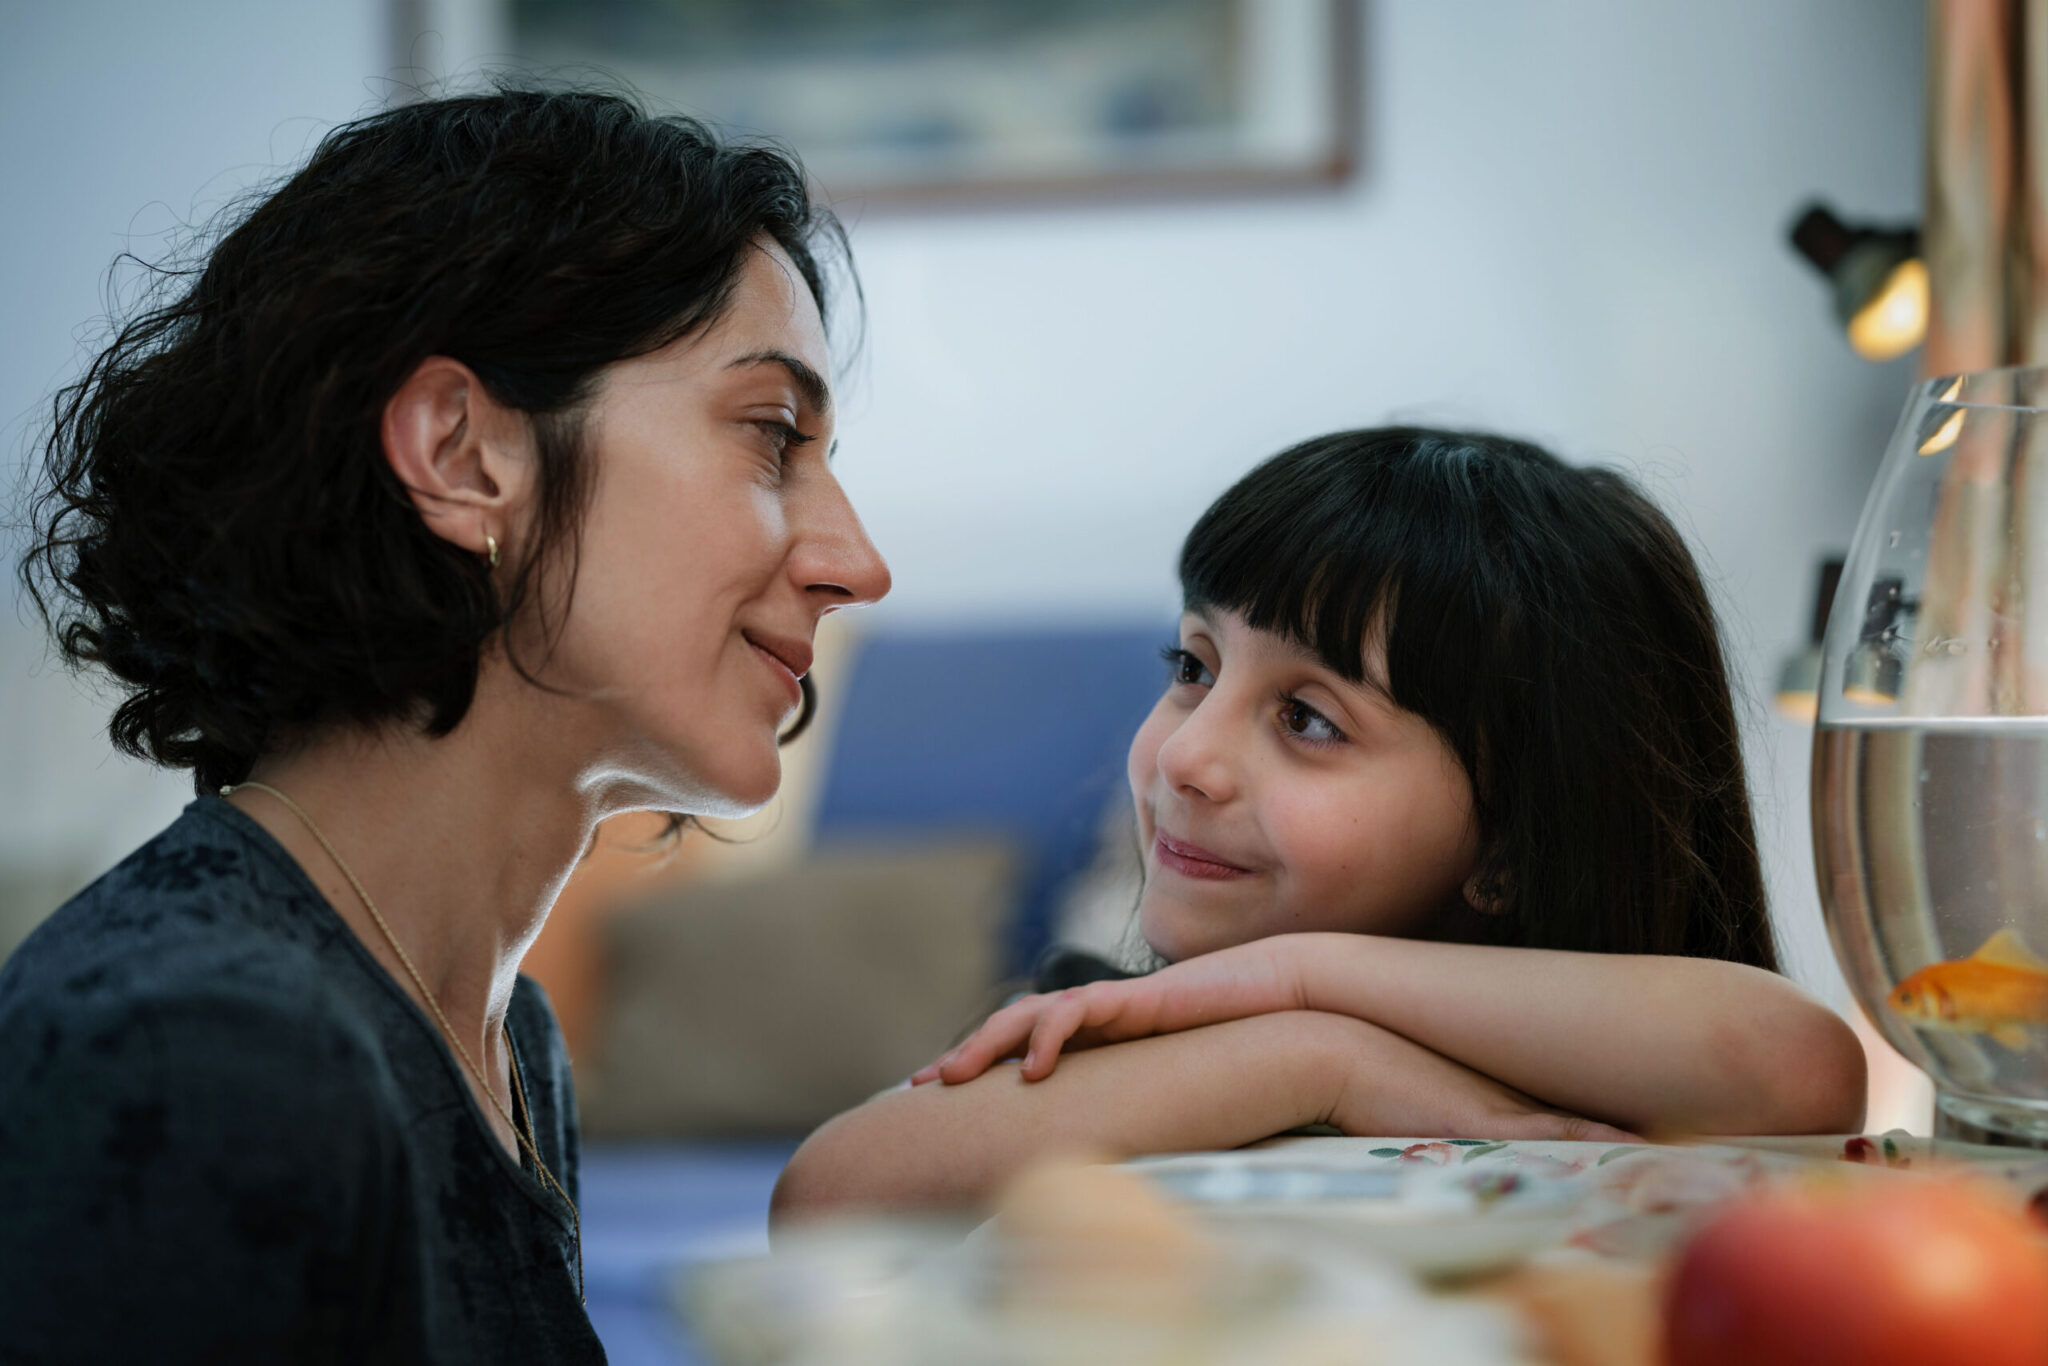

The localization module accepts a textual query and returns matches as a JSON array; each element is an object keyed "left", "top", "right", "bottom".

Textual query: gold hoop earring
[{"left": 485, "top": 534, "right": 500, "bottom": 568}]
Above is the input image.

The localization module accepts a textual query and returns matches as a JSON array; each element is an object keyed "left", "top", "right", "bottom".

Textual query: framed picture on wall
[{"left": 395, "top": 0, "right": 1361, "bottom": 206}]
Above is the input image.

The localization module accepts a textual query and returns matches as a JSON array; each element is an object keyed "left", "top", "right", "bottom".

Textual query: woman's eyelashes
[
  {"left": 1161, "top": 645, "right": 1214, "bottom": 689},
  {"left": 1277, "top": 695, "right": 1346, "bottom": 747},
  {"left": 753, "top": 419, "right": 817, "bottom": 462}
]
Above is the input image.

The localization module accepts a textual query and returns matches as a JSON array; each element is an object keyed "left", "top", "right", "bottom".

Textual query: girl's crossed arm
[
  {"left": 921, "top": 934, "right": 1867, "bottom": 1139},
  {"left": 770, "top": 1009, "right": 1627, "bottom": 1227}
]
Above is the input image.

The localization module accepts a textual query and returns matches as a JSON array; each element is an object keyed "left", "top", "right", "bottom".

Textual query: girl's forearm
[
  {"left": 1290, "top": 933, "right": 1865, "bottom": 1135},
  {"left": 771, "top": 1012, "right": 1338, "bottom": 1227},
  {"left": 774, "top": 1008, "right": 1637, "bottom": 1230}
]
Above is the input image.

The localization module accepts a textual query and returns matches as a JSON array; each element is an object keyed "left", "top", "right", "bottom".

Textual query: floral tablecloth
[
  {"left": 1126, "top": 1132, "right": 2048, "bottom": 1274},
  {"left": 683, "top": 1135, "right": 2048, "bottom": 1365}
]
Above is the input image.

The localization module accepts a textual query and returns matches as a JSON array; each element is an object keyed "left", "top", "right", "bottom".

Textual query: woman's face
[
  {"left": 1128, "top": 608, "right": 1479, "bottom": 962},
  {"left": 540, "top": 244, "right": 889, "bottom": 816}
]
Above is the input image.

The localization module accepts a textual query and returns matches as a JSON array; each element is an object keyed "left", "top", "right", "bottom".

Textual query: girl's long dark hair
[{"left": 1180, "top": 427, "right": 1778, "bottom": 970}]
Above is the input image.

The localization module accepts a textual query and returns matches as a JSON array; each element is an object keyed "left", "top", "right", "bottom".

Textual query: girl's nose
[{"left": 1154, "top": 696, "right": 1239, "bottom": 805}]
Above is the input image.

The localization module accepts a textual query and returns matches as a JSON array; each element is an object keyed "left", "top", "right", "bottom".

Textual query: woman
[{"left": 3, "top": 88, "right": 887, "bottom": 1362}]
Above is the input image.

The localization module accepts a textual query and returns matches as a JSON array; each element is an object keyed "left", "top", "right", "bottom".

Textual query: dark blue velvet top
[{"left": 0, "top": 796, "right": 603, "bottom": 1364}]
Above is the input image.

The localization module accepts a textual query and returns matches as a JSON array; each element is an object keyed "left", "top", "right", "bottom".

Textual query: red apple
[{"left": 1664, "top": 1178, "right": 2048, "bottom": 1366}]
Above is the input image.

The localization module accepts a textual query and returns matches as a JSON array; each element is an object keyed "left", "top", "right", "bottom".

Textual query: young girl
[{"left": 772, "top": 427, "right": 1865, "bottom": 1221}]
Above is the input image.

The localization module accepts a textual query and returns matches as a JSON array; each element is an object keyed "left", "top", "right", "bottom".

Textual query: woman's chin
[{"left": 656, "top": 744, "right": 782, "bottom": 821}]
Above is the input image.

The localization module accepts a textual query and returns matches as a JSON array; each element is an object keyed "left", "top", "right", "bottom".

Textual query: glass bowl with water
[{"left": 1816, "top": 364, "right": 2048, "bottom": 1146}]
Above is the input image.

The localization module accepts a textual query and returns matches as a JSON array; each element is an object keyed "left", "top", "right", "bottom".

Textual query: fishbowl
[{"left": 1814, "top": 365, "right": 2048, "bottom": 1145}]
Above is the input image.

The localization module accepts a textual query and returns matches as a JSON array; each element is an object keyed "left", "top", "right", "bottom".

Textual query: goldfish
[{"left": 1887, "top": 927, "right": 2048, "bottom": 1051}]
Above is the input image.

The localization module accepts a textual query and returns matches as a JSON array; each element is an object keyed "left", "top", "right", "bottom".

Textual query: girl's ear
[
  {"left": 1463, "top": 867, "right": 1513, "bottom": 916},
  {"left": 380, "top": 356, "right": 536, "bottom": 562}
]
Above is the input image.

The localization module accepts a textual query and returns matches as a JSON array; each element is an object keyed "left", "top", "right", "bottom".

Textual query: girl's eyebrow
[
  {"left": 1263, "top": 627, "right": 1395, "bottom": 702},
  {"left": 1185, "top": 605, "right": 1393, "bottom": 704},
  {"left": 1321, "top": 666, "right": 1398, "bottom": 720}
]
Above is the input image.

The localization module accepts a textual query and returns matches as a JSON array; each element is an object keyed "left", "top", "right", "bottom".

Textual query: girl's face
[
  {"left": 540, "top": 243, "right": 890, "bottom": 816},
  {"left": 1129, "top": 608, "right": 1480, "bottom": 962}
]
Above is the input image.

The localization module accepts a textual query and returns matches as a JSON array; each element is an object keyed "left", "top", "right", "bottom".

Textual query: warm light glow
[
  {"left": 1774, "top": 646, "right": 1821, "bottom": 722},
  {"left": 1774, "top": 688, "right": 1818, "bottom": 723},
  {"left": 1847, "top": 257, "right": 1929, "bottom": 361},
  {"left": 1919, "top": 408, "right": 1964, "bottom": 456},
  {"left": 1842, "top": 684, "right": 1900, "bottom": 708},
  {"left": 1940, "top": 377, "right": 1963, "bottom": 402}
]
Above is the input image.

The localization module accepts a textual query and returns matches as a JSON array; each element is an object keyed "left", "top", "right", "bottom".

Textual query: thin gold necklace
[{"left": 222, "top": 780, "right": 584, "bottom": 1303}]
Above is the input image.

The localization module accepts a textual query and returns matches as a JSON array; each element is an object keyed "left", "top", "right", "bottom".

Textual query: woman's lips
[
  {"left": 1153, "top": 832, "right": 1253, "bottom": 881},
  {"left": 744, "top": 632, "right": 808, "bottom": 707}
]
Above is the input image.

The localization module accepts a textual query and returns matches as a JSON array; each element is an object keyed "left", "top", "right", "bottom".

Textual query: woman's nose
[
  {"left": 795, "top": 473, "right": 892, "bottom": 611},
  {"left": 1154, "top": 697, "right": 1238, "bottom": 804}
]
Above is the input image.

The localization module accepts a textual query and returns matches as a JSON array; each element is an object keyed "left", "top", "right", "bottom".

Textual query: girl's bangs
[{"left": 1178, "top": 434, "right": 1467, "bottom": 690}]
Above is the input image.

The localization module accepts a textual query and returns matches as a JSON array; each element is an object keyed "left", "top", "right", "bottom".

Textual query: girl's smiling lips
[{"left": 1154, "top": 831, "right": 1254, "bottom": 880}]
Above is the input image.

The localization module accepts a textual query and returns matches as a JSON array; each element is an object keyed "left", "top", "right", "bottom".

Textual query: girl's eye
[
  {"left": 1159, "top": 646, "right": 1213, "bottom": 689},
  {"left": 1278, "top": 697, "right": 1346, "bottom": 746}
]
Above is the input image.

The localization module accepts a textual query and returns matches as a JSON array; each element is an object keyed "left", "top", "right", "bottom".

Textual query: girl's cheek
[
  {"left": 1265, "top": 787, "right": 1442, "bottom": 937},
  {"left": 1265, "top": 787, "right": 1368, "bottom": 895},
  {"left": 1403, "top": 749, "right": 1481, "bottom": 878}
]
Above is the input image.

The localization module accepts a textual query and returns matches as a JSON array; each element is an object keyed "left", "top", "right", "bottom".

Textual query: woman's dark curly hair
[
  {"left": 21, "top": 87, "right": 847, "bottom": 793},
  {"left": 1181, "top": 428, "right": 1779, "bottom": 971}
]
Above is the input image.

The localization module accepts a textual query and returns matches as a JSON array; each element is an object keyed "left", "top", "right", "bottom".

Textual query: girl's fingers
[
  {"left": 911, "top": 1046, "right": 964, "bottom": 1085},
  {"left": 1020, "top": 994, "right": 1089, "bottom": 1080},
  {"left": 1536, "top": 1113, "right": 1638, "bottom": 1143},
  {"left": 937, "top": 1035, "right": 1006, "bottom": 1083},
  {"left": 939, "top": 998, "right": 1049, "bottom": 1082},
  {"left": 1574, "top": 1119, "right": 1642, "bottom": 1143},
  {"left": 1506, "top": 1111, "right": 1640, "bottom": 1144},
  {"left": 932, "top": 982, "right": 1156, "bottom": 1085}
]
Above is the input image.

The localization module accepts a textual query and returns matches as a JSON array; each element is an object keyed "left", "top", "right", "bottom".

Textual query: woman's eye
[
  {"left": 1279, "top": 697, "right": 1345, "bottom": 746},
  {"left": 754, "top": 420, "right": 815, "bottom": 460},
  {"left": 1159, "top": 646, "right": 1213, "bottom": 688}
]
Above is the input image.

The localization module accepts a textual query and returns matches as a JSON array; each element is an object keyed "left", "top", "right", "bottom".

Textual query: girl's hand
[{"left": 913, "top": 939, "right": 1307, "bottom": 1086}]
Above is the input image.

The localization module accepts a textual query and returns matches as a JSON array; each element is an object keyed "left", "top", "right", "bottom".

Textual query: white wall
[
  {"left": 0, "top": 1, "right": 387, "bottom": 891},
  {"left": 2, "top": 1, "right": 1923, "bottom": 1002},
  {"left": 828, "top": 1, "right": 1925, "bottom": 1004}
]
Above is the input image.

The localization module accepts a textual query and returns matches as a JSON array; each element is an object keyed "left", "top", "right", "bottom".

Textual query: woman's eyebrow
[{"left": 725, "top": 349, "right": 832, "bottom": 417}]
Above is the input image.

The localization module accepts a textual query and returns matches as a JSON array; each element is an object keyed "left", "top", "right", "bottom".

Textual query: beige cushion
[{"left": 581, "top": 840, "right": 1019, "bottom": 1138}]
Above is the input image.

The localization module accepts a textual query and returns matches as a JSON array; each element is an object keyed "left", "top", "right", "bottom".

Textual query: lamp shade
[{"left": 1790, "top": 204, "right": 1926, "bottom": 361}]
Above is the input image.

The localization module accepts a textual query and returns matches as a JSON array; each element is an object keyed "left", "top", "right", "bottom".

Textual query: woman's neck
[{"left": 227, "top": 661, "right": 609, "bottom": 1082}]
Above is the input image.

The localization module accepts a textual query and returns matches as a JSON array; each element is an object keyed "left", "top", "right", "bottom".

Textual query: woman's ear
[{"left": 380, "top": 356, "right": 536, "bottom": 563}]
